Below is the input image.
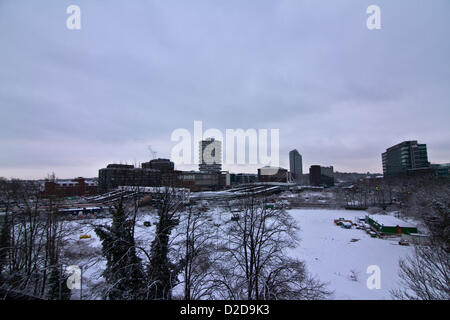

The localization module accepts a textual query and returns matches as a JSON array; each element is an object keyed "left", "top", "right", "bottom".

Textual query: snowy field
[
  {"left": 64, "top": 208, "right": 416, "bottom": 300},
  {"left": 287, "top": 209, "right": 415, "bottom": 299}
]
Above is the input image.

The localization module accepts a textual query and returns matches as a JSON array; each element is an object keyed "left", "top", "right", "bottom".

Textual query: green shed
[{"left": 366, "top": 215, "right": 418, "bottom": 235}]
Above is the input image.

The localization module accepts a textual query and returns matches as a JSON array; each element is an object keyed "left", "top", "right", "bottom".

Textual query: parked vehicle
[{"left": 342, "top": 222, "right": 352, "bottom": 229}]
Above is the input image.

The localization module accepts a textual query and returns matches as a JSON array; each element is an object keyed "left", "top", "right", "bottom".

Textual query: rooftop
[{"left": 367, "top": 214, "right": 416, "bottom": 228}]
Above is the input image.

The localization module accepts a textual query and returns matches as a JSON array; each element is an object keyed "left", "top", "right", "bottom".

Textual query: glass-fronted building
[
  {"left": 382, "top": 141, "right": 430, "bottom": 177},
  {"left": 289, "top": 149, "right": 303, "bottom": 182}
]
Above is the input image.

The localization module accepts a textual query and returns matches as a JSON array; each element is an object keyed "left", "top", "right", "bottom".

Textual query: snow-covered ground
[
  {"left": 287, "top": 209, "right": 415, "bottom": 299},
  {"left": 62, "top": 213, "right": 159, "bottom": 299},
  {"left": 63, "top": 208, "right": 416, "bottom": 300}
]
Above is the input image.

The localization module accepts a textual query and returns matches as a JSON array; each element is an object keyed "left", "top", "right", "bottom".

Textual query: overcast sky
[{"left": 1, "top": 0, "right": 449, "bottom": 179}]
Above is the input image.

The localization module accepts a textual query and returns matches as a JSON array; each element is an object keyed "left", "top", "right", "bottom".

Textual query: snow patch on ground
[
  {"left": 287, "top": 209, "right": 414, "bottom": 299},
  {"left": 63, "top": 208, "right": 415, "bottom": 300}
]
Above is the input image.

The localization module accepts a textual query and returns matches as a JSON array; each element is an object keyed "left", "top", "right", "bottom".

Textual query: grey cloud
[{"left": 0, "top": 0, "right": 449, "bottom": 179}]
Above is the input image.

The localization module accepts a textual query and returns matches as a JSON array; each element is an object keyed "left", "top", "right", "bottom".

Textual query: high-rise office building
[
  {"left": 289, "top": 149, "right": 303, "bottom": 181},
  {"left": 382, "top": 141, "right": 430, "bottom": 176},
  {"left": 199, "top": 138, "right": 222, "bottom": 173}
]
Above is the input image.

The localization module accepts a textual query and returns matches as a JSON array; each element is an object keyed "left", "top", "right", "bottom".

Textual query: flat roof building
[
  {"left": 258, "top": 166, "right": 289, "bottom": 183},
  {"left": 98, "top": 164, "right": 161, "bottom": 193},
  {"left": 366, "top": 215, "right": 418, "bottom": 235},
  {"left": 309, "top": 165, "right": 334, "bottom": 187},
  {"left": 99, "top": 156, "right": 226, "bottom": 193},
  {"left": 382, "top": 140, "right": 430, "bottom": 177},
  {"left": 431, "top": 163, "right": 450, "bottom": 178},
  {"left": 142, "top": 158, "right": 175, "bottom": 173},
  {"left": 43, "top": 177, "right": 98, "bottom": 198},
  {"left": 178, "top": 171, "right": 221, "bottom": 191},
  {"left": 230, "top": 173, "right": 258, "bottom": 185}
]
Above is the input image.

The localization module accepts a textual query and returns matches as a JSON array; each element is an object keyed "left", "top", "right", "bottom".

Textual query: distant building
[
  {"left": 309, "top": 165, "right": 334, "bottom": 187},
  {"left": 98, "top": 164, "right": 161, "bottom": 193},
  {"left": 177, "top": 171, "right": 221, "bottom": 191},
  {"left": 142, "top": 158, "right": 175, "bottom": 173},
  {"left": 141, "top": 158, "right": 182, "bottom": 186},
  {"left": 43, "top": 177, "right": 97, "bottom": 198},
  {"left": 161, "top": 170, "right": 183, "bottom": 187},
  {"left": 431, "top": 163, "right": 450, "bottom": 178},
  {"left": 219, "top": 171, "right": 231, "bottom": 188},
  {"left": 382, "top": 140, "right": 430, "bottom": 177},
  {"left": 199, "top": 138, "right": 222, "bottom": 173},
  {"left": 99, "top": 154, "right": 228, "bottom": 193},
  {"left": 230, "top": 173, "right": 258, "bottom": 185},
  {"left": 258, "top": 166, "right": 289, "bottom": 183},
  {"left": 289, "top": 149, "right": 303, "bottom": 182}
]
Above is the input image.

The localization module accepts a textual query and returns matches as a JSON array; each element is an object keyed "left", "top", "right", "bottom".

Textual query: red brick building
[{"left": 43, "top": 177, "right": 98, "bottom": 198}]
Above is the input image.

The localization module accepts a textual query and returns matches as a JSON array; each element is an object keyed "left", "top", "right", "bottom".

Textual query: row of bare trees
[
  {"left": 335, "top": 178, "right": 394, "bottom": 209},
  {"left": 172, "top": 192, "right": 331, "bottom": 300},
  {"left": 1, "top": 179, "right": 331, "bottom": 300},
  {"left": 91, "top": 187, "right": 331, "bottom": 300},
  {"left": 390, "top": 176, "right": 450, "bottom": 300},
  {"left": 4, "top": 175, "right": 446, "bottom": 300},
  {"left": 0, "top": 179, "right": 70, "bottom": 299}
]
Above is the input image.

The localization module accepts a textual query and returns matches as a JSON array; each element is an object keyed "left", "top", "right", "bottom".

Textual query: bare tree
[
  {"left": 391, "top": 245, "right": 450, "bottom": 300},
  {"left": 0, "top": 179, "right": 68, "bottom": 299},
  {"left": 261, "top": 257, "right": 331, "bottom": 300},
  {"left": 213, "top": 192, "right": 331, "bottom": 300},
  {"left": 173, "top": 205, "right": 217, "bottom": 300},
  {"left": 391, "top": 176, "right": 449, "bottom": 300}
]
